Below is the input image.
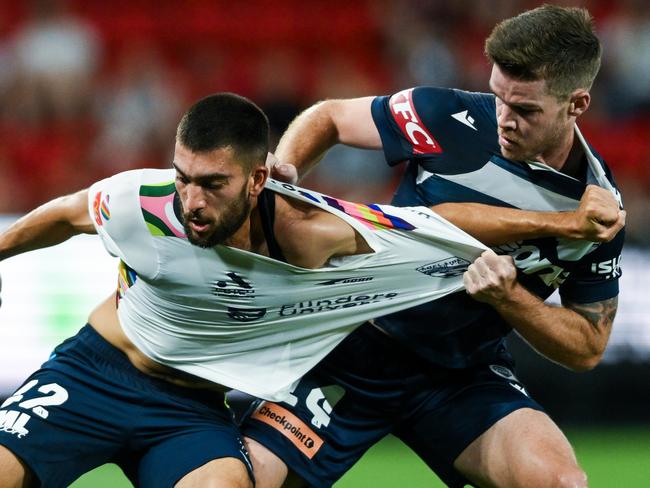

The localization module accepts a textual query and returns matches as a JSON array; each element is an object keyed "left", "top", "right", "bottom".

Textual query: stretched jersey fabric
[
  {"left": 87, "top": 170, "right": 486, "bottom": 401},
  {"left": 371, "top": 87, "right": 625, "bottom": 368}
]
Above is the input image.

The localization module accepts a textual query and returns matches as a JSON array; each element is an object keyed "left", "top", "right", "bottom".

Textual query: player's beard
[{"left": 183, "top": 184, "right": 252, "bottom": 249}]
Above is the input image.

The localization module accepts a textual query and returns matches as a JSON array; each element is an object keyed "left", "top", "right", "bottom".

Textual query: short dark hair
[
  {"left": 485, "top": 4, "right": 602, "bottom": 99},
  {"left": 176, "top": 93, "right": 269, "bottom": 171}
]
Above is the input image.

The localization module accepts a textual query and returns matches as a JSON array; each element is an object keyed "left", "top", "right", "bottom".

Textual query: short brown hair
[{"left": 485, "top": 4, "right": 602, "bottom": 99}]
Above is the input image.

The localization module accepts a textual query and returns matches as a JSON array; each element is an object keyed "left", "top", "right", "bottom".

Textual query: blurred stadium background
[{"left": 0, "top": 0, "right": 648, "bottom": 486}]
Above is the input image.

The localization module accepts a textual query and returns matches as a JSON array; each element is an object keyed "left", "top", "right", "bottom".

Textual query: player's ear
[
  {"left": 248, "top": 164, "right": 269, "bottom": 197},
  {"left": 568, "top": 90, "right": 590, "bottom": 117}
]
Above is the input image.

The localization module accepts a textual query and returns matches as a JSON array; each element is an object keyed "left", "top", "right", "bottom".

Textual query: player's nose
[
  {"left": 184, "top": 184, "right": 207, "bottom": 211},
  {"left": 497, "top": 105, "right": 517, "bottom": 131}
]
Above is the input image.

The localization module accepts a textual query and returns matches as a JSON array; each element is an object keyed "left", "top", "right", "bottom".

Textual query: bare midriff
[{"left": 88, "top": 294, "right": 229, "bottom": 392}]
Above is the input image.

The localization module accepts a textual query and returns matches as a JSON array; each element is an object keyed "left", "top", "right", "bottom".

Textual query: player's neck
[
  {"left": 557, "top": 138, "right": 587, "bottom": 179},
  {"left": 222, "top": 202, "right": 266, "bottom": 254},
  {"left": 538, "top": 127, "right": 575, "bottom": 173}
]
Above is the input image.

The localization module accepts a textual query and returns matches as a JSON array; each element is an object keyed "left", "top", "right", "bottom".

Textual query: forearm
[
  {"left": 433, "top": 203, "right": 585, "bottom": 245},
  {"left": 0, "top": 190, "right": 95, "bottom": 261},
  {"left": 493, "top": 283, "right": 612, "bottom": 371}
]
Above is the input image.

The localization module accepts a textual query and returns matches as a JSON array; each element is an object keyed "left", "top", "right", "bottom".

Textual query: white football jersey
[{"left": 88, "top": 169, "right": 487, "bottom": 401}]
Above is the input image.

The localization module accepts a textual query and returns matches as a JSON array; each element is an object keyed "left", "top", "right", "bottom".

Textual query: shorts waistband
[
  {"left": 69, "top": 324, "right": 227, "bottom": 402},
  {"left": 73, "top": 323, "right": 137, "bottom": 369}
]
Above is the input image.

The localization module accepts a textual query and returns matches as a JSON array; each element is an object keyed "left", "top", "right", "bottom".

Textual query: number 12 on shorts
[{"left": 1, "top": 379, "right": 69, "bottom": 419}]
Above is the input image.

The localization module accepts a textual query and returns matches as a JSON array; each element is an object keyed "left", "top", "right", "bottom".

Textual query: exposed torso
[{"left": 88, "top": 295, "right": 228, "bottom": 390}]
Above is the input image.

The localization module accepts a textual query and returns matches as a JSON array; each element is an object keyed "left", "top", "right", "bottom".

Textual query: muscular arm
[
  {"left": 0, "top": 189, "right": 95, "bottom": 261},
  {"left": 274, "top": 97, "right": 380, "bottom": 179},
  {"left": 433, "top": 184, "right": 625, "bottom": 245},
  {"left": 274, "top": 99, "right": 624, "bottom": 245},
  {"left": 464, "top": 250, "right": 618, "bottom": 371}
]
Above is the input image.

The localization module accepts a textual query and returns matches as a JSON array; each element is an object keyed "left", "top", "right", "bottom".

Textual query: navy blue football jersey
[{"left": 370, "top": 87, "right": 625, "bottom": 368}]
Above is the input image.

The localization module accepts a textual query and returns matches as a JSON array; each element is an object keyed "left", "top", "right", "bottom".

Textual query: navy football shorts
[
  {"left": 241, "top": 323, "right": 543, "bottom": 488},
  {"left": 0, "top": 325, "right": 252, "bottom": 488}
]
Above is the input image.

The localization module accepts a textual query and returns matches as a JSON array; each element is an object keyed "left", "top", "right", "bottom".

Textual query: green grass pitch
[{"left": 71, "top": 427, "right": 650, "bottom": 487}]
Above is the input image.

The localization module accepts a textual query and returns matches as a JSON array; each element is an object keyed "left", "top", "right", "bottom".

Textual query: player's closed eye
[{"left": 204, "top": 182, "right": 223, "bottom": 191}]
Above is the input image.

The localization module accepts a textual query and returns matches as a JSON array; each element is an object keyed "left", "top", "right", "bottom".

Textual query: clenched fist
[
  {"left": 463, "top": 249, "right": 517, "bottom": 305},
  {"left": 567, "top": 185, "right": 625, "bottom": 242}
]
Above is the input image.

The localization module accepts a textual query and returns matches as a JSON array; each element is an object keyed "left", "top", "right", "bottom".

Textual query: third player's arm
[
  {"left": 0, "top": 189, "right": 95, "bottom": 261},
  {"left": 464, "top": 250, "right": 617, "bottom": 371}
]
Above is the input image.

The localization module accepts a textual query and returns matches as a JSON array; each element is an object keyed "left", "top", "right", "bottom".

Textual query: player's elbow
[
  {"left": 567, "top": 349, "right": 605, "bottom": 372},
  {"left": 568, "top": 358, "right": 598, "bottom": 372}
]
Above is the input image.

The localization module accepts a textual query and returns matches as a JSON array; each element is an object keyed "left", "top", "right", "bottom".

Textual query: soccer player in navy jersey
[{"left": 242, "top": 5, "right": 625, "bottom": 488}]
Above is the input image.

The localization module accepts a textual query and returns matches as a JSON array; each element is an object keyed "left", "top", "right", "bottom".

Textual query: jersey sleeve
[
  {"left": 370, "top": 86, "right": 496, "bottom": 167},
  {"left": 87, "top": 170, "right": 159, "bottom": 279},
  {"left": 559, "top": 228, "right": 625, "bottom": 303}
]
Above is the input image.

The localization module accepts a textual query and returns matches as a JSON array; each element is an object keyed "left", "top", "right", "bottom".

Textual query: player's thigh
[
  {"left": 175, "top": 457, "right": 252, "bottom": 488},
  {"left": 0, "top": 444, "right": 36, "bottom": 488},
  {"left": 244, "top": 436, "right": 308, "bottom": 488},
  {"left": 454, "top": 408, "right": 586, "bottom": 488},
  {"left": 394, "top": 361, "right": 545, "bottom": 488},
  {"left": 245, "top": 437, "right": 289, "bottom": 488},
  {"left": 0, "top": 360, "right": 125, "bottom": 486},
  {"left": 131, "top": 392, "right": 255, "bottom": 488}
]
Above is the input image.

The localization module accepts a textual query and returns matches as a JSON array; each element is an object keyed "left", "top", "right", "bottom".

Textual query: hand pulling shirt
[
  {"left": 88, "top": 170, "right": 487, "bottom": 401},
  {"left": 370, "top": 87, "right": 625, "bottom": 368}
]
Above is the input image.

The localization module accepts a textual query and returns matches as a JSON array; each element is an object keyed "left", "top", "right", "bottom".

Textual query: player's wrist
[{"left": 548, "top": 211, "right": 581, "bottom": 240}]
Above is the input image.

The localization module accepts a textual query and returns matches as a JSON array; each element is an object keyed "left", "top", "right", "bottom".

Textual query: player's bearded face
[{"left": 182, "top": 182, "right": 251, "bottom": 248}]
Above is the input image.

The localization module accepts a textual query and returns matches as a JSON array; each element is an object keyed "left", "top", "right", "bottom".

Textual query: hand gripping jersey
[
  {"left": 370, "top": 87, "right": 625, "bottom": 368},
  {"left": 88, "top": 170, "right": 486, "bottom": 401}
]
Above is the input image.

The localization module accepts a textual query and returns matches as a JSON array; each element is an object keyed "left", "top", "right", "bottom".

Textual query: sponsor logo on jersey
[
  {"left": 227, "top": 306, "right": 267, "bottom": 322},
  {"left": 279, "top": 293, "right": 398, "bottom": 316},
  {"left": 316, "top": 276, "right": 374, "bottom": 286},
  {"left": 416, "top": 257, "right": 470, "bottom": 278},
  {"left": 0, "top": 410, "right": 31, "bottom": 438},
  {"left": 493, "top": 241, "right": 571, "bottom": 288},
  {"left": 92, "top": 192, "right": 102, "bottom": 225},
  {"left": 251, "top": 403, "right": 324, "bottom": 459},
  {"left": 92, "top": 192, "right": 111, "bottom": 226},
  {"left": 591, "top": 255, "right": 622, "bottom": 279},
  {"left": 451, "top": 110, "right": 477, "bottom": 130},
  {"left": 212, "top": 272, "right": 255, "bottom": 297},
  {"left": 389, "top": 88, "right": 442, "bottom": 155}
]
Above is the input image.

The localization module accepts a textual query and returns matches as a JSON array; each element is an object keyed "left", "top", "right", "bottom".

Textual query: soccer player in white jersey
[
  {"left": 0, "top": 92, "right": 621, "bottom": 488},
  {"left": 244, "top": 6, "right": 627, "bottom": 488}
]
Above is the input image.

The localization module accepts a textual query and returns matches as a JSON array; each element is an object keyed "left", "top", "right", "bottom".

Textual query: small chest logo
[
  {"left": 227, "top": 306, "right": 267, "bottom": 322},
  {"left": 316, "top": 276, "right": 374, "bottom": 286},
  {"left": 451, "top": 110, "right": 477, "bottom": 130},
  {"left": 212, "top": 272, "right": 255, "bottom": 297},
  {"left": 416, "top": 257, "right": 470, "bottom": 278}
]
